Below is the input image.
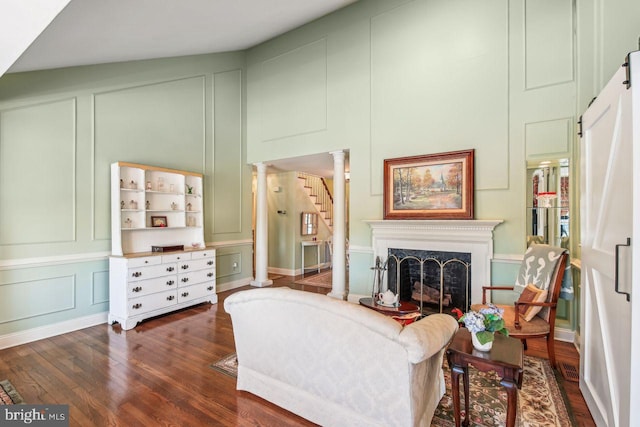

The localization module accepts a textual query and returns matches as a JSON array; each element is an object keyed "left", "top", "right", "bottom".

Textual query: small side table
[
  {"left": 446, "top": 328, "right": 523, "bottom": 427},
  {"left": 300, "top": 240, "right": 323, "bottom": 277},
  {"left": 358, "top": 297, "right": 420, "bottom": 316}
]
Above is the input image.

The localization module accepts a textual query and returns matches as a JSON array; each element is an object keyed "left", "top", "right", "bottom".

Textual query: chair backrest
[{"left": 514, "top": 244, "right": 568, "bottom": 322}]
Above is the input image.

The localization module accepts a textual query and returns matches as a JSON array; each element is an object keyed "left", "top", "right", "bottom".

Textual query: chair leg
[{"left": 520, "top": 339, "right": 527, "bottom": 351}]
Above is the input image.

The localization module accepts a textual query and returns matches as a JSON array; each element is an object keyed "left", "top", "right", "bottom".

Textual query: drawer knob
[
  {"left": 181, "top": 278, "right": 189, "bottom": 283},
  {"left": 132, "top": 286, "right": 142, "bottom": 292},
  {"left": 167, "top": 295, "right": 175, "bottom": 301},
  {"left": 166, "top": 280, "right": 175, "bottom": 286},
  {"left": 181, "top": 292, "right": 189, "bottom": 297},
  {"left": 166, "top": 267, "right": 174, "bottom": 272},
  {"left": 207, "top": 272, "right": 214, "bottom": 277},
  {"left": 132, "top": 271, "right": 142, "bottom": 278},
  {"left": 181, "top": 265, "right": 189, "bottom": 270},
  {"left": 207, "top": 261, "right": 214, "bottom": 266},
  {"left": 207, "top": 286, "right": 214, "bottom": 291},
  {"left": 144, "top": 260, "right": 149, "bottom": 264},
  {"left": 132, "top": 303, "right": 142, "bottom": 309}
]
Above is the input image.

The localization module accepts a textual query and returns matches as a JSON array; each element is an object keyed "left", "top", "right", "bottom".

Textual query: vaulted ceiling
[{"left": 6, "top": 0, "right": 357, "bottom": 73}]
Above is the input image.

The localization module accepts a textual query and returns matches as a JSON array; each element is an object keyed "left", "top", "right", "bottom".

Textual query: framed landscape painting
[{"left": 383, "top": 149, "right": 474, "bottom": 220}]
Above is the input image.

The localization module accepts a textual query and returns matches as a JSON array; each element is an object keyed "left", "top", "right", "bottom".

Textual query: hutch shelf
[{"left": 108, "top": 162, "right": 216, "bottom": 330}]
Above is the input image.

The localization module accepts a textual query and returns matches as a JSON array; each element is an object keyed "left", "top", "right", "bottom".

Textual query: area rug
[
  {"left": 432, "top": 355, "right": 575, "bottom": 426},
  {"left": 210, "top": 353, "right": 574, "bottom": 426},
  {"left": 0, "top": 380, "right": 25, "bottom": 405},
  {"left": 210, "top": 353, "right": 239, "bottom": 378},
  {"left": 294, "top": 270, "right": 332, "bottom": 288}
]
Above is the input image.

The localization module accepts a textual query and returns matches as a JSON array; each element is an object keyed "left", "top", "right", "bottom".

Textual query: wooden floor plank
[{"left": 0, "top": 274, "right": 594, "bottom": 426}]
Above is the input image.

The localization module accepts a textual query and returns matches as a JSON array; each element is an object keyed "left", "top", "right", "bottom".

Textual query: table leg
[
  {"left": 450, "top": 365, "right": 463, "bottom": 427},
  {"left": 500, "top": 378, "right": 518, "bottom": 427},
  {"left": 462, "top": 365, "right": 469, "bottom": 426}
]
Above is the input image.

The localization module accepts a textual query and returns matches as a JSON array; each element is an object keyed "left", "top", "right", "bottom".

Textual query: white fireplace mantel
[{"left": 364, "top": 219, "right": 503, "bottom": 304}]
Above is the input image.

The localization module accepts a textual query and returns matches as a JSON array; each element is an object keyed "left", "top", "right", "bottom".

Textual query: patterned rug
[
  {"left": 0, "top": 380, "right": 25, "bottom": 405},
  {"left": 211, "top": 353, "right": 574, "bottom": 426},
  {"left": 294, "top": 270, "right": 332, "bottom": 288},
  {"left": 432, "top": 355, "right": 575, "bottom": 426}
]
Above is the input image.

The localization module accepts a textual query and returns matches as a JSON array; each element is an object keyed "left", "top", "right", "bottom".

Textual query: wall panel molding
[
  {"left": 91, "top": 270, "right": 109, "bottom": 305},
  {"left": 92, "top": 75, "right": 207, "bottom": 241},
  {"left": 0, "top": 275, "right": 75, "bottom": 323},
  {"left": 525, "top": 117, "right": 573, "bottom": 159},
  {"left": 0, "top": 97, "right": 77, "bottom": 245},
  {"left": 259, "top": 38, "right": 328, "bottom": 142},
  {"left": 213, "top": 69, "right": 243, "bottom": 234},
  {"left": 524, "top": 0, "right": 574, "bottom": 90},
  {"left": 369, "top": 0, "right": 510, "bottom": 195}
]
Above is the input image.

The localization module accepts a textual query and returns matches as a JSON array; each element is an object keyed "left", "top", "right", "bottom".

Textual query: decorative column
[
  {"left": 251, "top": 162, "right": 273, "bottom": 287},
  {"left": 329, "top": 150, "right": 346, "bottom": 299}
]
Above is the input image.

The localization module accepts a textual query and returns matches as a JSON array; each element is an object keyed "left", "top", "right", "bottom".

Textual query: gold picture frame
[{"left": 383, "top": 149, "right": 474, "bottom": 220}]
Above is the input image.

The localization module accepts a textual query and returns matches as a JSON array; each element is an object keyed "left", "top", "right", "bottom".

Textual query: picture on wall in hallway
[{"left": 383, "top": 149, "right": 474, "bottom": 220}]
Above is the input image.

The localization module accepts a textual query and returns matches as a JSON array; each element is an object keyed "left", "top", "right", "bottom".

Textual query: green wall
[
  {"left": 0, "top": 52, "right": 253, "bottom": 340},
  {"left": 1, "top": 0, "right": 639, "bottom": 342},
  {"left": 245, "top": 0, "right": 640, "bottom": 332}
]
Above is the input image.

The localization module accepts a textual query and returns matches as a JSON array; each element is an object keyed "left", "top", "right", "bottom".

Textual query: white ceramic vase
[{"left": 471, "top": 332, "right": 493, "bottom": 352}]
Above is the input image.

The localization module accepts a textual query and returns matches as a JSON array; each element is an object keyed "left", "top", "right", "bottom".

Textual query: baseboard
[
  {"left": 0, "top": 312, "right": 108, "bottom": 350},
  {"left": 554, "top": 327, "right": 575, "bottom": 343},
  {"left": 268, "top": 267, "right": 295, "bottom": 276},
  {"left": 217, "top": 277, "right": 253, "bottom": 293}
]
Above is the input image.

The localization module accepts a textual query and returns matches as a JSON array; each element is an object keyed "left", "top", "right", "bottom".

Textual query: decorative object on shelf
[
  {"left": 191, "top": 242, "right": 200, "bottom": 249},
  {"left": 171, "top": 202, "right": 178, "bottom": 210},
  {"left": 129, "top": 200, "right": 137, "bottom": 209},
  {"left": 151, "top": 244, "right": 184, "bottom": 252},
  {"left": 169, "top": 184, "right": 175, "bottom": 193},
  {"left": 151, "top": 216, "right": 168, "bottom": 227},
  {"left": 186, "top": 202, "right": 192, "bottom": 211},
  {"left": 453, "top": 304, "right": 508, "bottom": 351},
  {"left": 187, "top": 216, "right": 196, "bottom": 227},
  {"left": 120, "top": 179, "right": 124, "bottom": 189},
  {"left": 537, "top": 192, "right": 557, "bottom": 208},
  {"left": 157, "top": 177, "right": 165, "bottom": 192},
  {"left": 383, "top": 149, "right": 474, "bottom": 220},
  {"left": 186, "top": 184, "right": 194, "bottom": 195},
  {"left": 129, "top": 180, "right": 137, "bottom": 189},
  {"left": 121, "top": 200, "right": 125, "bottom": 209},
  {"left": 146, "top": 181, "right": 152, "bottom": 191},
  {"left": 124, "top": 218, "right": 132, "bottom": 228},
  {"left": 145, "top": 200, "right": 150, "bottom": 209}
]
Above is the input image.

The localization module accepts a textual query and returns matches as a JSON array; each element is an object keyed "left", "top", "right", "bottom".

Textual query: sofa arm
[{"left": 398, "top": 314, "right": 458, "bottom": 364}]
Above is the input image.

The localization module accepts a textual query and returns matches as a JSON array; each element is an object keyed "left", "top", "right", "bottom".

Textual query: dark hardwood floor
[{"left": 0, "top": 274, "right": 594, "bottom": 426}]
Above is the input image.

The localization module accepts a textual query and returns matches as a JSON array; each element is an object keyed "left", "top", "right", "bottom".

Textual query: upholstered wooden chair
[{"left": 471, "top": 244, "right": 569, "bottom": 368}]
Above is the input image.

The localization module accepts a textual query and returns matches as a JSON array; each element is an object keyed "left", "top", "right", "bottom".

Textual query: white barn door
[{"left": 579, "top": 52, "right": 639, "bottom": 427}]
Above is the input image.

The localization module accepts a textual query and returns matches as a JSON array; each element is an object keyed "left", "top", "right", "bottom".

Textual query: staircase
[{"left": 297, "top": 172, "right": 333, "bottom": 231}]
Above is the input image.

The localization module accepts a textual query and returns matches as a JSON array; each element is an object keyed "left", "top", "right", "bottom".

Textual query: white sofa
[{"left": 224, "top": 287, "right": 458, "bottom": 426}]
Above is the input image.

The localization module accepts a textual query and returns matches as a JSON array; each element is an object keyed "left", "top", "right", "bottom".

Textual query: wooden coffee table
[{"left": 446, "top": 328, "right": 523, "bottom": 427}]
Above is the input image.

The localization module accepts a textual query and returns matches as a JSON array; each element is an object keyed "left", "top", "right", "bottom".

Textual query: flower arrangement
[{"left": 452, "top": 305, "right": 509, "bottom": 345}]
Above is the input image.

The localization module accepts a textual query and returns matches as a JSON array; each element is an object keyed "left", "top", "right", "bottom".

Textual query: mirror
[
  {"left": 526, "top": 159, "right": 569, "bottom": 249},
  {"left": 301, "top": 212, "right": 318, "bottom": 236}
]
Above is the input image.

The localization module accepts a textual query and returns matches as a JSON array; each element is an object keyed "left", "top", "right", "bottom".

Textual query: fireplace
[
  {"left": 385, "top": 248, "right": 471, "bottom": 315},
  {"left": 365, "top": 219, "right": 502, "bottom": 309}
]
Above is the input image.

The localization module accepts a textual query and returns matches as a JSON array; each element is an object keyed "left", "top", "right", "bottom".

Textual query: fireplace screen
[{"left": 382, "top": 248, "right": 471, "bottom": 316}]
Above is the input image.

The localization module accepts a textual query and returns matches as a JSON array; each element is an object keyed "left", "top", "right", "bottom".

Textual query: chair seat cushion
[{"left": 469, "top": 304, "right": 550, "bottom": 336}]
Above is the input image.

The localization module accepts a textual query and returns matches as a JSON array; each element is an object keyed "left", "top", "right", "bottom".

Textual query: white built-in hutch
[{"left": 108, "top": 162, "right": 217, "bottom": 330}]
